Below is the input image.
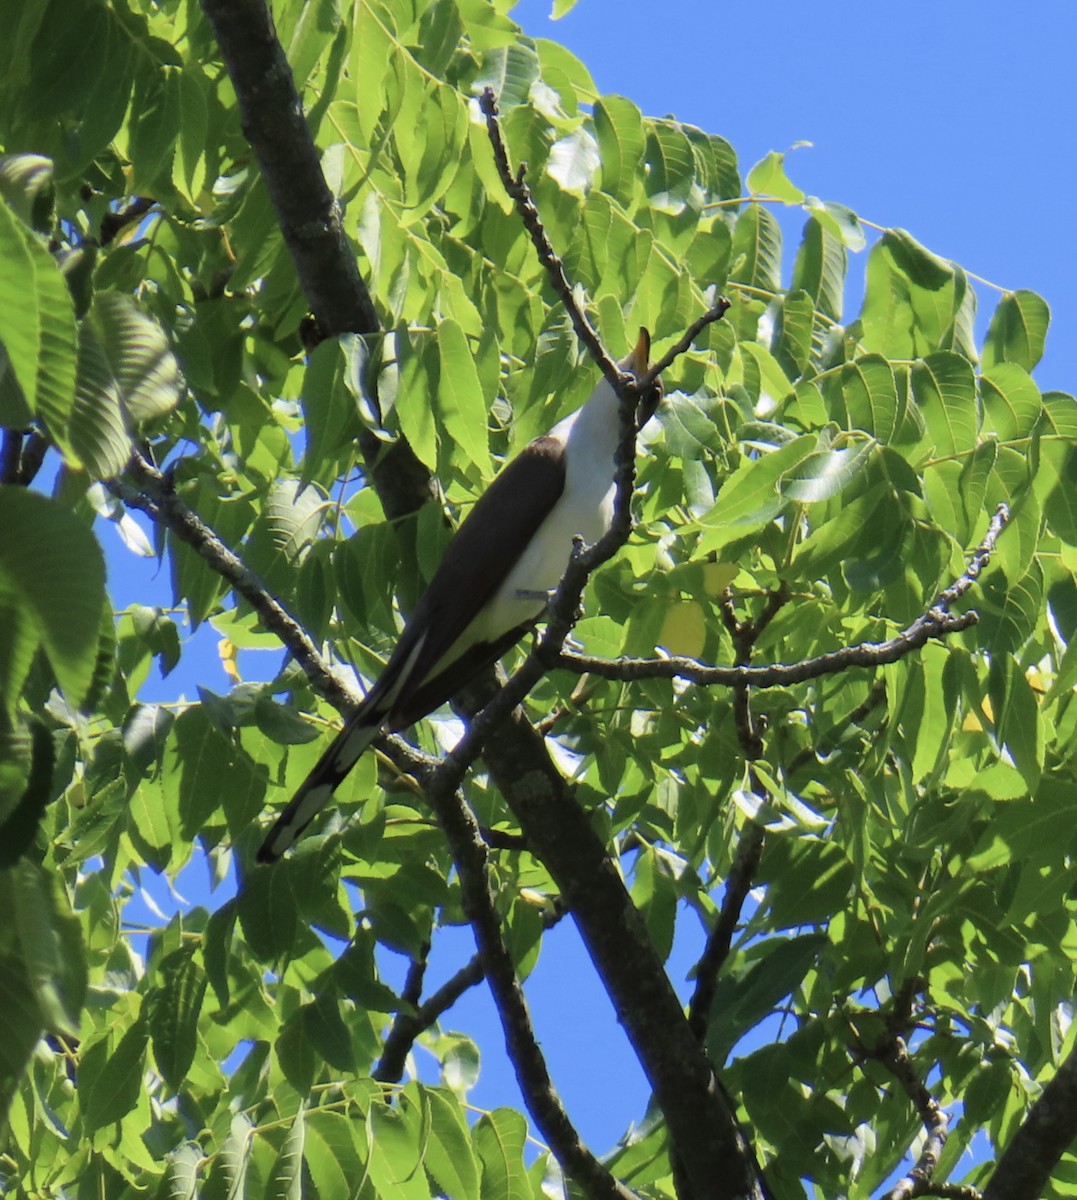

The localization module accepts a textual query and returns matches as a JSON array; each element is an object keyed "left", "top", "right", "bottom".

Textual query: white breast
[{"left": 464, "top": 378, "right": 621, "bottom": 646}]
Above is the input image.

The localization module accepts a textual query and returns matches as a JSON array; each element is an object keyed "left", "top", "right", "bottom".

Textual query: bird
[{"left": 257, "top": 329, "right": 662, "bottom": 862}]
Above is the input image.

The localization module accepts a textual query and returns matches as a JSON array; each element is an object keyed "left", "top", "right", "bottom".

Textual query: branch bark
[
  {"left": 983, "top": 1040, "right": 1077, "bottom": 1200},
  {"left": 198, "top": 0, "right": 435, "bottom": 522},
  {"left": 554, "top": 505, "right": 1008, "bottom": 690},
  {"left": 425, "top": 774, "right": 638, "bottom": 1200}
]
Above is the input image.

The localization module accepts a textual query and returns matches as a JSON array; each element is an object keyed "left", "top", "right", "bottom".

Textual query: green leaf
[
  {"left": 129, "top": 65, "right": 183, "bottom": 190},
  {"left": 772, "top": 290, "right": 815, "bottom": 380},
  {"left": 731, "top": 203, "right": 781, "bottom": 294},
  {"left": 831, "top": 355, "right": 899, "bottom": 443},
  {"left": 86, "top": 292, "right": 185, "bottom": 425},
  {"left": 147, "top": 946, "right": 208, "bottom": 1090},
  {"left": 304, "top": 1110, "right": 364, "bottom": 1200},
  {"left": 547, "top": 126, "right": 600, "bottom": 192},
  {"left": 861, "top": 230, "right": 962, "bottom": 358},
  {"left": 78, "top": 1016, "right": 150, "bottom": 1133},
  {"left": 983, "top": 289, "right": 1050, "bottom": 371},
  {"left": 644, "top": 119, "right": 696, "bottom": 213},
  {"left": 368, "top": 1101, "right": 431, "bottom": 1200},
  {"left": 698, "top": 435, "right": 817, "bottom": 548},
  {"left": 792, "top": 216, "right": 846, "bottom": 321},
  {"left": 423, "top": 1088, "right": 482, "bottom": 1200},
  {"left": 70, "top": 321, "right": 130, "bottom": 480},
  {"left": 0, "top": 154, "right": 55, "bottom": 232},
  {"left": 988, "top": 656, "right": 1044, "bottom": 791},
  {"left": 267, "top": 1108, "right": 305, "bottom": 1200},
  {"left": 0, "top": 486, "right": 107, "bottom": 717},
  {"left": 780, "top": 441, "right": 874, "bottom": 504},
  {"left": 911, "top": 351, "right": 979, "bottom": 457},
  {"left": 632, "top": 847, "right": 677, "bottom": 962},
  {"left": 802, "top": 197, "right": 866, "bottom": 251},
  {"left": 165, "top": 1142, "right": 202, "bottom": 1200},
  {"left": 708, "top": 934, "right": 828, "bottom": 1059},
  {"left": 436, "top": 318, "right": 490, "bottom": 476},
  {"left": 8, "top": 860, "right": 86, "bottom": 1037},
  {"left": 747, "top": 150, "right": 805, "bottom": 203},
  {"left": 474, "top": 1108, "right": 530, "bottom": 1200},
  {"left": 593, "top": 95, "right": 645, "bottom": 204},
  {"left": 980, "top": 362, "right": 1042, "bottom": 442},
  {"left": 0, "top": 196, "right": 79, "bottom": 462}
]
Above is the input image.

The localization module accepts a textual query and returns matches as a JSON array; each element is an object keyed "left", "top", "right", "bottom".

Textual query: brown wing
[{"left": 365, "top": 435, "right": 566, "bottom": 727}]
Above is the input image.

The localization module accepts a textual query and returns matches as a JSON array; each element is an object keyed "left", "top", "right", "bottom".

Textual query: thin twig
[
  {"left": 558, "top": 506, "right": 1007, "bottom": 690},
  {"left": 479, "top": 87, "right": 622, "bottom": 393},
  {"left": 687, "top": 820, "right": 766, "bottom": 1042},
  {"left": 377, "top": 953, "right": 485, "bottom": 1081},
  {"left": 100, "top": 196, "right": 156, "bottom": 246},
  {"left": 786, "top": 679, "right": 888, "bottom": 776},
  {"left": 118, "top": 451, "right": 361, "bottom": 713},
  {"left": 876, "top": 1033, "right": 950, "bottom": 1200}
]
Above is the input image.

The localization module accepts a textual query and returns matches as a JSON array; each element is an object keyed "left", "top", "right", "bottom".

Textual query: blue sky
[{"left": 112, "top": 0, "right": 1076, "bottom": 1174}]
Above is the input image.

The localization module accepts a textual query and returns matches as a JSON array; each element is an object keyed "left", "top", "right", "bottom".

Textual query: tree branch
[
  {"left": 118, "top": 452, "right": 361, "bottom": 713},
  {"left": 199, "top": 0, "right": 378, "bottom": 336},
  {"left": 373, "top": 951, "right": 485, "bottom": 1084},
  {"left": 554, "top": 503, "right": 1009, "bottom": 690},
  {"left": 687, "top": 820, "right": 766, "bottom": 1042},
  {"left": 429, "top": 95, "right": 768, "bottom": 1200},
  {"left": 786, "top": 678, "right": 888, "bottom": 777},
  {"left": 425, "top": 775, "right": 638, "bottom": 1200},
  {"left": 982, "top": 1039, "right": 1077, "bottom": 1200},
  {"left": 875, "top": 1032, "right": 950, "bottom": 1200},
  {"left": 99, "top": 196, "right": 156, "bottom": 246},
  {"left": 198, "top": 0, "right": 435, "bottom": 521},
  {"left": 479, "top": 88, "right": 623, "bottom": 392}
]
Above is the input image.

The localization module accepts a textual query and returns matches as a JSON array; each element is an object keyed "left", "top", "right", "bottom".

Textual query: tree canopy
[{"left": 1, "top": 1, "right": 1076, "bottom": 1198}]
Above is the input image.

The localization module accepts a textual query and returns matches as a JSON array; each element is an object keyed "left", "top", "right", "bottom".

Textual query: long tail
[{"left": 256, "top": 712, "right": 383, "bottom": 862}]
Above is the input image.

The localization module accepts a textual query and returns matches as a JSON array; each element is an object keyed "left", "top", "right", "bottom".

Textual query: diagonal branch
[
  {"left": 875, "top": 1032, "right": 950, "bottom": 1200},
  {"left": 687, "top": 819, "right": 766, "bottom": 1043},
  {"left": 119, "top": 452, "right": 361, "bottom": 714},
  {"left": 425, "top": 775, "right": 638, "bottom": 1200},
  {"left": 199, "top": 0, "right": 379, "bottom": 337},
  {"left": 431, "top": 92, "right": 770, "bottom": 1200},
  {"left": 479, "top": 88, "right": 622, "bottom": 393},
  {"left": 373, "top": 951, "right": 485, "bottom": 1084},
  {"left": 982, "top": 1038, "right": 1077, "bottom": 1200}
]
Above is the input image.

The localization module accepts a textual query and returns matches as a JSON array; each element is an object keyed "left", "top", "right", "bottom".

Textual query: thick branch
[
  {"left": 439, "top": 97, "right": 766, "bottom": 1200},
  {"left": 199, "top": 0, "right": 434, "bottom": 520},
  {"left": 983, "top": 1040, "right": 1077, "bottom": 1200},
  {"left": 426, "top": 777, "right": 637, "bottom": 1200},
  {"left": 199, "top": 0, "right": 378, "bottom": 336}
]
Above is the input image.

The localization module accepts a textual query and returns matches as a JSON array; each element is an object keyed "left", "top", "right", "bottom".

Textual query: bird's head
[{"left": 620, "top": 327, "right": 663, "bottom": 429}]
